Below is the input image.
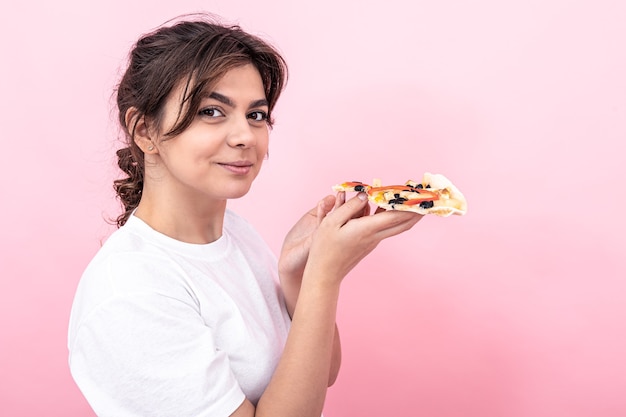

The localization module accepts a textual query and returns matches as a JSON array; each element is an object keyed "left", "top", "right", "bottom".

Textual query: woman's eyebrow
[
  {"left": 207, "top": 92, "right": 234, "bottom": 107},
  {"left": 249, "top": 99, "right": 269, "bottom": 109},
  {"left": 205, "top": 92, "right": 268, "bottom": 109}
]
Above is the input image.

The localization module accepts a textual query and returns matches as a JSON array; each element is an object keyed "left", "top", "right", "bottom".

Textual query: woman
[{"left": 68, "top": 14, "right": 421, "bottom": 417}]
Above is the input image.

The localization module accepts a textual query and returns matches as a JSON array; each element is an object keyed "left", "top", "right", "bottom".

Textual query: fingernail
[{"left": 357, "top": 192, "right": 367, "bottom": 201}]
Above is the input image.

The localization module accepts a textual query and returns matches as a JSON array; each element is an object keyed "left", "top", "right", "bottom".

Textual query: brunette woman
[{"left": 68, "top": 14, "right": 421, "bottom": 417}]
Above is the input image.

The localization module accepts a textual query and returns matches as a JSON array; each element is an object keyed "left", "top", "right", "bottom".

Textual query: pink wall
[{"left": 1, "top": 1, "right": 624, "bottom": 416}]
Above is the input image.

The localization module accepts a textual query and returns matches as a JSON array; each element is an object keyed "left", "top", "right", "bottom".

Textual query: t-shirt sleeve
[{"left": 69, "top": 291, "right": 246, "bottom": 417}]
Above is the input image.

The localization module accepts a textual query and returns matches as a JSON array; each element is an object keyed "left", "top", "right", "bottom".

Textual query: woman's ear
[{"left": 125, "top": 107, "right": 157, "bottom": 154}]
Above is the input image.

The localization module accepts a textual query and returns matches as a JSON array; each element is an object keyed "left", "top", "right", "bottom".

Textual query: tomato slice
[
  {"left": 337, "top": 181, "right": 370, "bottom": 192},
  {"left": 367, "top": 185, "right": 415, "bottom": 194},
  {"left": 343, "top": 181, "right": 369, "bottom": 187}
]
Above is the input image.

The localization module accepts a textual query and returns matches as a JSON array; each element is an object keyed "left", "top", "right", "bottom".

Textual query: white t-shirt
[{"left": 68, "top": 210, "right": 291, "bottom": 417}]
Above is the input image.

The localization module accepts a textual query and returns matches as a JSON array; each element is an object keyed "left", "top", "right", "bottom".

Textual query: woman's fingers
[
  {"left": 333, "top": 191, "right": 346, "bottom": 210},
  {"left": 316, "top": 195, "right": 337, "bottom": 224},
  {"left": 343, "top": 208, "right": 423, "bottom": 240},
  {"left": 370, "top": 211, "right": 423, "bottom": 239},
  {"left": 326, "top": 193, "right": 422, "bottom": 234},
  {"left": 320, "top": 193, "right": 423, "bottom": 243},
  {"left": 325, "top": 193, "right": 369, "bottom": 227}
]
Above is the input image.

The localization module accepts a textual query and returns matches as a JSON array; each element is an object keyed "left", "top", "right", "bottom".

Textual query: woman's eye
[
  {"left": 248, "top": 111, "right": 268, "bottom": 122},
  {"left": 199, "top": 107, "right": 224, "bottom": 118}
]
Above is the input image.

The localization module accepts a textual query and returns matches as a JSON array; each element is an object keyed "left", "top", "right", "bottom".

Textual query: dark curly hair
[{"left": 112, "top": 14, "right": 288, "bottom": 227}]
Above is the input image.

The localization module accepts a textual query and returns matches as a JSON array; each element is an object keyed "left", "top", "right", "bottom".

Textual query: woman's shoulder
[{"left": 80, "top": 218, "right": 193, "bottom": 296}]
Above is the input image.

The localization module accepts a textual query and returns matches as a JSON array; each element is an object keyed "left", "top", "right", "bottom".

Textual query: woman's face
[{"left": 151, "top": 63, "right": 270, "bottom": 203}]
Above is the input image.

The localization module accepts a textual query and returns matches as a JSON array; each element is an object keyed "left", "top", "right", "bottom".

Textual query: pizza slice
[{"left": 332, "top": 173, "right": 467, "bottom": 217}]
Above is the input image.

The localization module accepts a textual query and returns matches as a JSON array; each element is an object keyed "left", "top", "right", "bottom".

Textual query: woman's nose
[{"left": 227, "top": 115, "right": 256, "bottom": 148}]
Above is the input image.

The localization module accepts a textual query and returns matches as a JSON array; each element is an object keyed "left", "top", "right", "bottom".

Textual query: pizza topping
[
  {"left": 406, "top": 181, "right": 433, "bottom": 190},
  {"left": 389, "top": 197, "right": 408, "bottom": 205},
  {"left": 367, "top": 185, "right": 438, "bottom": 198},
  {"left": 368, "top": 187, "right": 438, "bottom": 201},
  {"left": 332, "top": 181, "right": 371, "bottom": 192}
]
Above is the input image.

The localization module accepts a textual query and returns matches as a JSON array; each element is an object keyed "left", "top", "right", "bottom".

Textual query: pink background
[{"left": 1, "top": 1, "right": 624, "bottom": 416}]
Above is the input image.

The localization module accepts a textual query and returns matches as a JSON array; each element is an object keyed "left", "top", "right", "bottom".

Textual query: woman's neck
[{"left": 134, "top": 192, "right": 227, "bottom": 244}]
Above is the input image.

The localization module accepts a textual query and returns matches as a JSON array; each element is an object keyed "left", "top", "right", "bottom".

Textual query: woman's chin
[{"left": 226, "top": 184, "right": 254, "bottom": 200}]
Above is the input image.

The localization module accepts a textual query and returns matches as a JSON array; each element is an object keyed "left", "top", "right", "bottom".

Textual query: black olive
[
  {"left": 416, "top": 184, "right": 423, "bottom": 189},
  {"left": 419, "top": 200, "right": 434, "bottom": 209},
  {"left": 389, "top": 198, "right": 407, "bottom": 205},
  {"left": 354, "top": 185, "right": 365, "bottom": 192}
]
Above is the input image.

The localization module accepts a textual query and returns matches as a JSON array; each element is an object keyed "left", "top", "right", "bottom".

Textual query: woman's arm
[
  {"left": 277, "top": 194, "right": 345, "bottom": 386},
  {"left": 279, "top": 270, "right": 342, "bottom": 387}
]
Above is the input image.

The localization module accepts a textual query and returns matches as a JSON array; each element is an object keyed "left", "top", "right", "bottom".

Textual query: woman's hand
[
  {"left": 305, "top": 192, "right": 423, "bottom": 286},
  {"left": 279, "top": 192, "right": 366, "bottom": 281},
  {"left": 278, "top": 194, "right": 333, "bottom": 282},
  {"left": 278, "top": 192, "right": 370, "bottom": 314}
]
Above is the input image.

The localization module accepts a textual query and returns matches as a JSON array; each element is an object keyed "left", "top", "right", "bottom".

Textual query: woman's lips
[{"left": 218, "top": 161, "right": 253, "bottom": 175}]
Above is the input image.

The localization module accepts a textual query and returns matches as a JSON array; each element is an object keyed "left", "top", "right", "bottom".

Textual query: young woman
[{"left": 68, "top": 14, "right": 422, "bottom": 417}]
